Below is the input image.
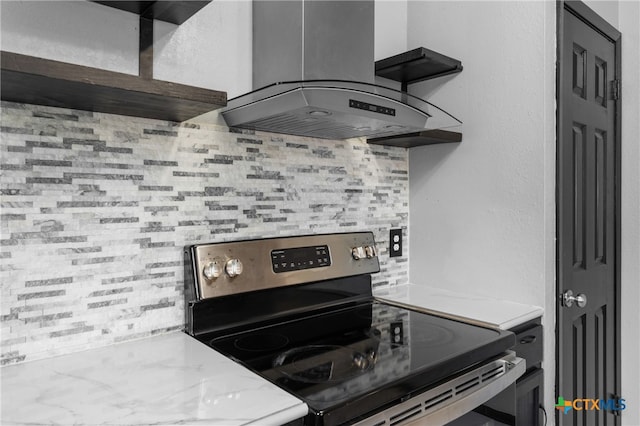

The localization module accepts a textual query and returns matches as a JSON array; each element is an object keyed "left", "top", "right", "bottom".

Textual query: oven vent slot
[
  {"left": 389, "top": 404, "right": 422, "bottom": 426},
  {"left": 481, "top": 365, "right": 505, "bottom": 382},
  {"left": 454, "top": 377, "right": 480, "bottom": 394},
  {"left": 423, "top": 390, "right": 453, "bottom": 410}
]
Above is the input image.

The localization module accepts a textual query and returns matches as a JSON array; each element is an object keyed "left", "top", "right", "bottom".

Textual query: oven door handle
[{"left": 353, "top": 351, "right": 526, "bottom": 426}]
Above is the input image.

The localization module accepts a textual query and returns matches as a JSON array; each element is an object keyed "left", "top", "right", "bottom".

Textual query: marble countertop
[
  {"left": 1, "top": 332, "right": 307, "bottom": 425},
  {"left": 374, "top": 284, "right": 543, "bottom": 330}
]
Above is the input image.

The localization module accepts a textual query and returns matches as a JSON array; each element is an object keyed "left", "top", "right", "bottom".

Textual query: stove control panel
[
  {"left": 188, "top": 232, "right": 380, "bottom": 300},
  {"left": 271, "top": 245, "right": 330, "bottom": 273}
]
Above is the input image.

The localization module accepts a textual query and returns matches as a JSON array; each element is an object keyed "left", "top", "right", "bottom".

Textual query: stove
[{"left": 184, "top": 232, "right": 525, "bottom": 426}]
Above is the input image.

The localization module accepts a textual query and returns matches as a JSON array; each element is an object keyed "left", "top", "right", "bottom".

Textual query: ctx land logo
[{"left": 555, "top": 396, "right": 626, "bottom": 414}]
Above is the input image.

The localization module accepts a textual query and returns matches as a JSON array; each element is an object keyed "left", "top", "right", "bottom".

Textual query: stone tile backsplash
[{"left": 0, "top": 102, "right": 409, "bottom": 365}]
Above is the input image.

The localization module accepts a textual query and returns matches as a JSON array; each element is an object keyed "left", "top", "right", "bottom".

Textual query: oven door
[
  {"left": 443, "top": 384, "right": 518, "bottom": 426},
  {"left": 353, "top": 352, "right": 525, "bottom": 426}
]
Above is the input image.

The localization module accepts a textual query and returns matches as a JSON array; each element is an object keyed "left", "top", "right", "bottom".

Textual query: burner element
[{"left": 273, "top": 345, "right": 377, "bottom": 383}]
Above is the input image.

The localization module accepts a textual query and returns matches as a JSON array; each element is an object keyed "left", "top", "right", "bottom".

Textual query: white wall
[
  {"left": 153, "top": 0, "right": 252, "bottom": 99},
  {"left": 374, "top": 0, "right": 408, "bottom": 61},
  {"left": 0, "top": 1, "right": 139, "bottom": 74},
  {"left": 617, "top": 1, "right": 640, "bottom": 423},
  {"left": 406, "top": 0, "right": 557, "bottom": 418}
]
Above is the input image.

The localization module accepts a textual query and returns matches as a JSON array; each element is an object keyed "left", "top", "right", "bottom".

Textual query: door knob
[{"left": 562, "top": 290, "right": 587, "bottom": 308}]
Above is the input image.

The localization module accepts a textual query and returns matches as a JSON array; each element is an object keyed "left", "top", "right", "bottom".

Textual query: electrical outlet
[
  {"left": 390, "top": 321, "right": 404, "bottom": 345},
  {"left": 389, "top": 228, "right": 402, "bottom": 257}
]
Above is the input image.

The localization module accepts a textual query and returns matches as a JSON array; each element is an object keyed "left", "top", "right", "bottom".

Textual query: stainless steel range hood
[{"left": 221, "top": 0, "right": 461, "bottom": 140}]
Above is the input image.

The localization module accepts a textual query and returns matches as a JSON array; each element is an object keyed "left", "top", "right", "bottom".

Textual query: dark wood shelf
[
  {"left": 367, "top": 129, "right": 462, "bottom": 149},
  {"left": 91, "top": 1, "right": 210, "bottom": 25},
  {"left": 375, "top": 47, "right": 463, "bottom": 86},
  {"left": 1, "top": 51, "right": 227, "bottom": 123}
]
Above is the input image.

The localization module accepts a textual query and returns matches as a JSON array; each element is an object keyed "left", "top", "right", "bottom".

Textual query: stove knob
[
  {"left": 364, "top": 245, "right": 377, "bottom": 258},
  {"left": 225, "top": 258, "right": 243, "bottom": 278},
  {"left": 352, "top": 246, "right": 366, "bottom": 260},
  {"left": 203, "top": 260, "right": 222, "bottom": 280}
]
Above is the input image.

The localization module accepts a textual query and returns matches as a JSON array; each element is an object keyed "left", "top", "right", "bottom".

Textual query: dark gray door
[{"left": 557, "top": 2, "right": 621, "bottom": 425}]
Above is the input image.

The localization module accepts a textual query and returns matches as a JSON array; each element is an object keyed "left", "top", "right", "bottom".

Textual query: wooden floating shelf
[
  {"left": 367, "top": 129, "right": 462, "bottom": 149},
  {"left": 1, "top": 51, "right": 226, "bottom": 123},
  {"left": 91, "top": 1, "right": 211, "bottom": 25},
  {"left": 375, "top": 47, "right": 463, "bottom": 87}
]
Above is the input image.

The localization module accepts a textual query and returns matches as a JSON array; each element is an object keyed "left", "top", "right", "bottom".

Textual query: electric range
[{"left": 184, "top": 232, "right": 525, "bottom": 425}]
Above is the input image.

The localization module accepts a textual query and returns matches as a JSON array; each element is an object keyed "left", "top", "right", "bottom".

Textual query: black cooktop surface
[{"left": 205, "top": 300, "right": 514, "bottom": 422}]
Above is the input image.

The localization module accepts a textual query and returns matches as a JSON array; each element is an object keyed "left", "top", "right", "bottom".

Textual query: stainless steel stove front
[{"left": 188, "top": 232, "right": 380, "bottom": 300}]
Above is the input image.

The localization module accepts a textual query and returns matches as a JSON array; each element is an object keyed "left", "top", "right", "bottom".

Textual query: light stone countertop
[
  {"left": 374, "top": 284, "right": 544, "bottom": 330},
  {"left": 1, "top": 332, "right": 308, "bottom": 425}
]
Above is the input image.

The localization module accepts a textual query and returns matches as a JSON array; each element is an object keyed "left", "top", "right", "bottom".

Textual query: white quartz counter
[
  {"left": 1, "top": 332, "right": 307, "bottom": 425},
  {"left": 374, "top": 284, "right": 543, "bottom": 330}
]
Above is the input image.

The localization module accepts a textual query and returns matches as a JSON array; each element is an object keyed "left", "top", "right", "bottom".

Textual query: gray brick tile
[{"left": 0, "top": 101, "right": 409, "bottom": 365}]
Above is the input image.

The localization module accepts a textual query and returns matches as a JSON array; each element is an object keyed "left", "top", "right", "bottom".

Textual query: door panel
[
  {"left": 558, "top": 3, "right": 620, "bottom": 426},
  {"left": 594, "top": 129, "right": 606, "bottom": 263},
  {"left": 572, "top": 122, "right": 586, "bottom": 268}
]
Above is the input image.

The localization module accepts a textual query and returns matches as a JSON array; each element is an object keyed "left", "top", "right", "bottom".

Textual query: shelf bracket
[{"left": 139, "top": 16, "right": 154, "bottom": 80}]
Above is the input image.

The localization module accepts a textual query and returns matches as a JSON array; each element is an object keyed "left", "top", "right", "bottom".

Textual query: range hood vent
[{"left": 221, "top": 0, "right": 461, "bottom": 140}]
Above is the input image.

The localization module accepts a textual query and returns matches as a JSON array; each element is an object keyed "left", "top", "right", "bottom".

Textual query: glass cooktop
[{"left": 206, "top": 300, "right": 514, "bottom": 415}]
